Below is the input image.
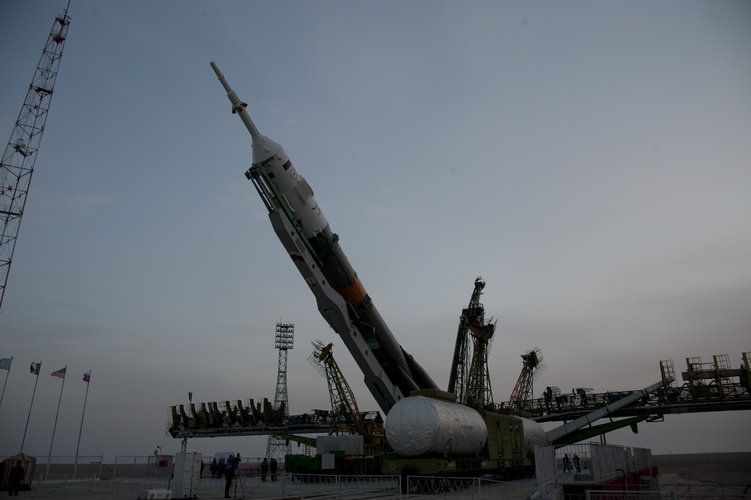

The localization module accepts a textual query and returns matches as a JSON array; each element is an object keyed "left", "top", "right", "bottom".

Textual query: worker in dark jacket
[
  {"left": 223, "top": 454, "right": 235, "bottom": 498},
  {"left": 8, "top": 462, "right": 24, "bottom": 496}
]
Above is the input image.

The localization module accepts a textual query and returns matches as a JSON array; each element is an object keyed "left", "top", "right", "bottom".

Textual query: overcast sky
[{"left": 0, "top": 0, "right": 749, "bottom": 462}]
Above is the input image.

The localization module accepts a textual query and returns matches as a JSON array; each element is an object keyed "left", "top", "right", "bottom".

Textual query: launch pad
[{"left": 165, "top": 63, "right": 750, "bottom": 484}]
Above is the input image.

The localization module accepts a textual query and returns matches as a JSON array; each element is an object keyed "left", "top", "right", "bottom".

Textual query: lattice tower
[
  {"left": 448, "top": 277, "right": 488, "bottom": 404},
  {"left": 265, "top": 322, "right": 293, "bottom": 459},
  {"left": 509, "top": 348, "right": 545, "bottom": 410},
  {"left": 310, "top": 340, "right": 368, "bottom": 439},
  {"left": 464, "top": 319, "right": 496, "bottom": 408},
  {"left": 0, "top": 3, "right": 71, "bottom": 312}
]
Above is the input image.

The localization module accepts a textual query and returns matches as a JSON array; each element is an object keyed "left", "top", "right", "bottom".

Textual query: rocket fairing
[{"left": 211, "top": 62, "right": 438, "bottom": 413}]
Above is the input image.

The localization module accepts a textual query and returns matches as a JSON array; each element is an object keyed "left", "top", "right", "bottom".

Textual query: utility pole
[
  {"left": 0, "top": 2, "right": 71, "bottom": 312},
  {"left": 266, "top": 322, "right": 293, "bottom": 459}
]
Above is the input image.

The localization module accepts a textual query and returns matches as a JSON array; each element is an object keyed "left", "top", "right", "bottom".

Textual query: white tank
[{"left": 385, "top": 396, "right": 487, "bottom": 457}]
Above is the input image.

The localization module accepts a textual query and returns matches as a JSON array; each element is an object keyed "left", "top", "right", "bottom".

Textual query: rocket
[{"left": 210, "top": 62, "right": 437, "bottom": 413}]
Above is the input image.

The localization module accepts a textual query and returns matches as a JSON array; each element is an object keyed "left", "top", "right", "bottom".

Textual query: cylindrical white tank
[{"left": 385, "top": 396, "right": 487, "bottom": 457}]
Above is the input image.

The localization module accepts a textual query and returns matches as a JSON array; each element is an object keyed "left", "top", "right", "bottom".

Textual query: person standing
[
  {"left": 8, "top": 461, "right": 24, "bottom": 496},
  {"left": 562, "top": 453, "right": 572, "bottom": 472},
  {"left": 573, "top": 453, "right": 581, "bottom": 472},
  {"left": 260, "top": 457, "right": 269, "bottom": 481},
  {"left": 224, "top": 454, "right": 235, "bottom": 498},
  {"left": 270, "top": 457, "right": 278, "bottom": 481}
]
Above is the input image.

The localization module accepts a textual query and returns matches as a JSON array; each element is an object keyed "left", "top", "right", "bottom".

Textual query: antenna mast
[{"left": 0, "top": 2, "right": 71, "bottom": 311}]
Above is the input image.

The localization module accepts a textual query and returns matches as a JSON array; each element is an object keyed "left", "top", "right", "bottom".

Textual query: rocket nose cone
[{"left": 251, "top": 134, "right": 284, "bottom": 164}]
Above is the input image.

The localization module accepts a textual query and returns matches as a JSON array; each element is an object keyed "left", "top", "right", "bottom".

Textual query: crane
[{"left": 0, "top": 2, "right": 71, "bottom": 311}]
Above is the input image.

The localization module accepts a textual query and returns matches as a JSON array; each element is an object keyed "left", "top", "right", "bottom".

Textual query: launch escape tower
[
  {"left": 0, "top": 3, "right": 71, "bottom": 312},
  {"left": 448, "top": 277, "right": 497, "bottom": 409},
  {"left": 266, "top": 322, "right": 294, "bottom": 459}
]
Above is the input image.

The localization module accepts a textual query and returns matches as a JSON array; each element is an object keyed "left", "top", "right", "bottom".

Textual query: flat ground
[
  {"left": 10, "top": 453, "right": 751, "bottom": 499},
  {"left": 654, "top": 452, "right": 751, "bottom": 496}
]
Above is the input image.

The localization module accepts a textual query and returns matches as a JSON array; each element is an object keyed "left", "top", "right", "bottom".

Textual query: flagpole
[
  {"left": 20, "top": 361, "right": 42, "bottom": 454},
  {"left": 46, "top": 365, "right": 67, "bottom": 480},
  {"left": 72, "top": 370, "right": 91, "bottom": 479},
  {"left": 0, "top": 356, "right": 12, "bottom": 411}
]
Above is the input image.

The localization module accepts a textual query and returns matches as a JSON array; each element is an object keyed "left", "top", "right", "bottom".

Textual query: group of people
[
  {"left": 204, "top": 453, "right": 279, "bottom": 498},
  {"left": 562, "top": 453, "right": 582, "bottom": 473},
  {"left": 259, "top": 457, "right": 278, "bottom": 481}
]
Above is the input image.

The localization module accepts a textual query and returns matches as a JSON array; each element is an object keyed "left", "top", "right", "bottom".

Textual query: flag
[
  {"left": 30, "top": 362, "right": 41, "bottom": 375},
  {"left": 83, "top": 371, "right": 91, "bottom": 383},
  {"left": 51, "top": 367, "right": 66, "bottom": 379},
  {"left": 0, "top": 358, "right": 11, "bottom": 371}
]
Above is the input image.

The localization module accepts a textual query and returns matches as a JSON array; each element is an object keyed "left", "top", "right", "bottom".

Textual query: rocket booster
[{"left": 211, "top": 63, "right": 437, "bottom": 412}]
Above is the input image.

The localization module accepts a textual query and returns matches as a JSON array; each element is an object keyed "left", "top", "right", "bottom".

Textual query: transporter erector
[{"left": 210, "top": 62, "right": 546, "bottom": 475}]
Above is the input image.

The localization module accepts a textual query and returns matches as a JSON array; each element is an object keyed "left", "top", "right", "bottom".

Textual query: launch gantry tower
[
  {"left": 0, "top": 3, "right": 71, "bottom": 312},
  {"left": 310, "top": 340, "right": 369, "bottom": 439},
  {"left": 448, "top": 277, "right": 497, "bottom": 409},
  {"left": 265, "top": 322, "right": 294, "bottom": 459},
  {"left": 509, "top": 347, "right": 545, "bottom": 411}
]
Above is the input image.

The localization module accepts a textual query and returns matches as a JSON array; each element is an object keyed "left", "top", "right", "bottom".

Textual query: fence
[
  {"left": 279, "top": 473, "right": 401, "bottom": 498},
  {"left": 1, "top": 455, "right": 174, "bottom": 483},
  {"left": 14, "top": 455, "right": 104, "bottom": 482},
  {"left": 26, "top": 471, "right": 404, "bottom": 499},
  {"left": 405, "top": 475, "right": 537, "bottom": 499}
]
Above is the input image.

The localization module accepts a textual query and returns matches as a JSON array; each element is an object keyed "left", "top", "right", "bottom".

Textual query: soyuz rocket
[
  {"left": 210, "top": 62, "right": 438, "bottom": 414},
  {"left": 210, "top": 63, "right": 554, "bottom": 461}
]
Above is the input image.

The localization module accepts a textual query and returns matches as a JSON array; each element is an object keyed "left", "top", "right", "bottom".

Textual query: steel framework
[
  {"left": 310, "top": 340, "right": 368, "bottom": 439},
  {"left": 0, "top": 3, "right": 71, "bottom": 312},
  {"left": 265, "top": 322, "right": 294, "bottom": 459},
  {"left": 448, "top": 277, "right": 496, "bottom": 408},
  {"left": 498, "top": 352, "right": 751, "bottom": 423},
  {"left": 509, "top": 347, "right": 545, "bottom": 410}
]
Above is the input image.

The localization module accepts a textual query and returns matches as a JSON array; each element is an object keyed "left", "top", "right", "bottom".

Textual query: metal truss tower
[
  {"left": 266, "top": 322, "right": 294, "bottom": 459},
  {"left": 509, "top": 347, "right": 545, "bottom": 410},
  {"left": 310, "top": 340, "right": 368, "bottom": 438},
  {"left": 0, "top": 3, "right": 71, "bottom": 312},
  {"left": 448, "top": 278, "right": 485, "bottom": 401},
  {"left": 448, "top": 277, "right": 497, "bottom": 409}
]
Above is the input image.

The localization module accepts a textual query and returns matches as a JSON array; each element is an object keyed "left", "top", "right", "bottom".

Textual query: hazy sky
[{"left": 1, "top": 0, "right": 749, "bottom": 461}]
